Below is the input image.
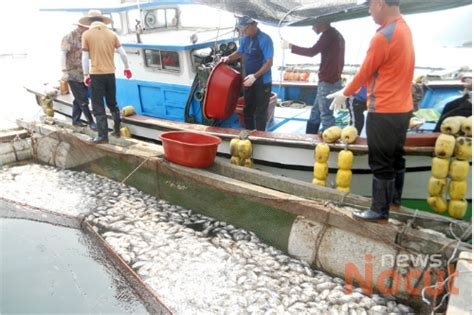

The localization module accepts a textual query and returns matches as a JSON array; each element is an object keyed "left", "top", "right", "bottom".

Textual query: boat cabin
[{"left": 44, "top": 1, "right": 241, "bottom": 126}]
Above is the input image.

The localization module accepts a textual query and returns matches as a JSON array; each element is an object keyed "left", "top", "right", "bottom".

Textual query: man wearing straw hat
[
  {"left": 61, "top": 19, "right": 96, "bottom": 130},
  {"left": 81, "top": 10, "right": 132, "bottom": 144}
]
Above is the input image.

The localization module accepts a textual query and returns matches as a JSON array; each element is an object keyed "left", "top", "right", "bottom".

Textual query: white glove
[
  {"left": 61, "top": 71, "right": 69, "bottom": 82},
  {"left": 243, "top": 74, "right": 257, "bottom": 87},
  {"left": 220, "top": 56, "right": 230, "bottom": 64},
  {"left": 281, "top": 40, "right": 291, "bottom": 50},
  {"left": 327, "top": 88, "right": 348, "bottom": 111}
]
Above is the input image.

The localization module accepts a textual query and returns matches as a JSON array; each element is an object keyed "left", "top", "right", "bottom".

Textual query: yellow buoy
[
  {"left": 312, "top": 178, "right": 326, "bottom": 187},
  {"left": 314, "top": 143, "right": 330, "bottom": 163},
  {"left": 448, "top": 180, "right": 467, "bottom": 200},
  {"left": 448, "top": 199, "right": 468, "bottom": 219},
  {"left": 454, "top": 137, "right": 472, "bottom": 161},
  {"left": 230, "top": 138, "right": 240, "bottom": 157},
  {"left": 313, "top": 162, "right": 329, "bottom": 181},
  {"left": 440, "top": 116, "right": 463, "bottom": 135},
  {"left": 461, "top": 116, "right": 472, "bottom": 137},
  {"left": 427, "top": 177, "right": 446, "bottom": 196},
  {"left": 449, "top": 160, "right": 470, "bottom": 180},
  {"left": 431, "top": 157, "right": 449, "bottom": 179},
  {"left": 120, "top": 127, "right": 132, "bottom": 138},
  {"left": 121, "top": 105, "right": 136, "bottom": 117},
  {"left": 237, "top": 139, "right": 252, "bottom": 159},
  {"left": 335, "top": 169, "right": 352, "bottom": 188},
  {"left": 340, "top": 126, "right": 358, "bottom": 144},
  {"left": 243, "top": 158, "right": 253, "bottom": 168},
  {"left": 337, "top": 150, "right": 354, "bottom": 170},
  {"left": 230, "top": 156, "right": 241, "bottom": 166},
  {"left": 336, "top": 186, "right": 350, "bottom": 193},
  {"left": 427, "top": 196, "right": 448, "bottom": 214},
  {"left": 434, "top": 134, "right": 456, "bottom": 159},
  {"left": 322, "top": 126, "right": 342, "bottom": 143}
]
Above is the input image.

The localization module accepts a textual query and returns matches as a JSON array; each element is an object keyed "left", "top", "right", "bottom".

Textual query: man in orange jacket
[{"left": 327, "top": 0, "right": 414, "bottom": 223}]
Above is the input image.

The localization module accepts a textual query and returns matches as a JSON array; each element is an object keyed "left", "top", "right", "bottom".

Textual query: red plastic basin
[
  {"left": 203, "top": 62, "right": 242, "bottom": 120},
  {"left": 159, "top": 131, "right": 222, "bottom": 168}
]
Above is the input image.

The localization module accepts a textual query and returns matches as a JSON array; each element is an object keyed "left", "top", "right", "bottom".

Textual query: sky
[{"left": 0, "top": 1, "right": 471, "bottom": 69}]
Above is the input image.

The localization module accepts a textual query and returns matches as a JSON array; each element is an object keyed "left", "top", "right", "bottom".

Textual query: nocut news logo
[{"left": 344, "top": 254, "right": 459, "bottom": 296}]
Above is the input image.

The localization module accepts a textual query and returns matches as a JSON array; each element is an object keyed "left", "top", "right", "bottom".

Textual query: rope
[
  {"left": 388, "top": 209, "right": 418, "bottom": 290},
  {"left": 337, "top": 191, "right": 350, "bottom": 206},
  {"left": 313, "top": 208, "right": 331, "bottom": 269},
  {"left": 120, "top": 155, "right": 156, "bottom": 184},
  {"left": 420, "top": 218, "right": 470, "bottom": 313},
  {"left": 51, "top": 139, "right": 63, "bottom": 167},
  {"left": 6, "top": 133, "right": 24, "bottom": 162}
]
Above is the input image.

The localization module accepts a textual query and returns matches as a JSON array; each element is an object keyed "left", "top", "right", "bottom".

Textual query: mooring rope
[
  {"left": 420, "top": 219, "right": 471, "bottom": 313},
  {"left": 120, "top": 155, "right": 156, "bottom": 185},
  {"left": 313, "top": 208, "right": 331, "bottom": 270}
]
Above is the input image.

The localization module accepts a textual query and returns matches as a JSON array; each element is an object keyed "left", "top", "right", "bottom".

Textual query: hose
[{"left": 184, "top": 74, "right": 200, "bottom": 123}]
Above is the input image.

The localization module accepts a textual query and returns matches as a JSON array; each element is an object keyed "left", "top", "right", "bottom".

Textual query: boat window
[
  {"left": 109, "top": 12, "right": 122, "bottom": 34},
  {"left": 127, "top": 9, "right": 141, "bottom": 33},
  {"left": 166, "top": 9, "right": 178, "bottom": 27},
  {"left": 144, "top": 49, "right": 162, "bottom": 69},
  {"left": 144, "top": 49, "right": 180, "bottom": 72},
  {"left": 161, "top": 51, "right": 180, "bottom": 70},
  {"left": 142, "top": 8, "right": 178, "bottom": 30}
]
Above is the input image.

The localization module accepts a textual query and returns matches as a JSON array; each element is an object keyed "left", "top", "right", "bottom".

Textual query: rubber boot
[
  {"left": 92, "top": 115, "right": 108, "bottom": 144},
  {"left": 111, "top": 111, "right": 121, "bottom": 137},
  {"left": 72, "top": 100, "right": 86, "bottom": 126},
  {"left": 390, "top": 170, "right": 405, "bottom": 211},
  {"left": 352, "top": 177, "right": 395, "bottom": 224},
  {"left": 81, "top": 104, "right": 97, "bottom": 131}
]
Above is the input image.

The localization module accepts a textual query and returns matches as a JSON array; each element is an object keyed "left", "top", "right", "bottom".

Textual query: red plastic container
[
  {"left": 159, "top": 131, "right": 222, "bottom": 168},
  {"left": 203, "top": 62, "right": 242, "bottom": 120}
]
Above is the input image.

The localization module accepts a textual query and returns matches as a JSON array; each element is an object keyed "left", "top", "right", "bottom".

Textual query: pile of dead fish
[{"left": 1, "top": 164, "right": 414, "bottom": 314}]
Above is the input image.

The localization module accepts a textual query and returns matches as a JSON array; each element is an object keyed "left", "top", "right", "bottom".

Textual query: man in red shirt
[
  {"left": 282, "top": 20, "right": 345, "bottom": 134},
  {"left": 327, "top": 0, "right": 415, "bottom": 223}
]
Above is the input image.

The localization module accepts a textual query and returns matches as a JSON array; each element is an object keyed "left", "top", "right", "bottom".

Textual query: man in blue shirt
[{"left": 221, "top": 16, "right": 274, "bottom": 131}]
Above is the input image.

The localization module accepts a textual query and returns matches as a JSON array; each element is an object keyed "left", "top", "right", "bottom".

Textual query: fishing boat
[{"left": 26, "top": 0, "right": 472, "bottom": 216}]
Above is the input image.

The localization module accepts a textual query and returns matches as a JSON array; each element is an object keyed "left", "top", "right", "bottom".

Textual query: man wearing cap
[
  {"left": 221, "top": 16, "right": 274, "bottom": 131},
  {"left": 61, "top": 21, "right": 96, "bottom": 130},
  {"left": 327, "top": 0, "right": 415, "bottom": 224},
  {"left": 282, "top": 20, "right": 345, "bottom": 134},
  {"left": 81, "top": 10, "right": 132, "bottom": 144}
]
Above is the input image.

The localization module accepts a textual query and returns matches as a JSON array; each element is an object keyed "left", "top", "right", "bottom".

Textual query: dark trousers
[
  {"left": 348, "top": 98, "right": 366, "bottom": 135},
  {"left": 366, "top": 112, "right": 412, "bottom": 180},
  {"left": 69, "top": 80, "right": 90, "bottom": 124},
  {"left": 243, "top": 82, "right": 271, "bottom": 131},
  {"left": 90, "top": 74, "right": 120, "bottom": 116}
]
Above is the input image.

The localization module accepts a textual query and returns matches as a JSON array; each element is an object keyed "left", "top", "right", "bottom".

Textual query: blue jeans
[{"left": 306, "top": 81, "right": 342, "bottom": 134}]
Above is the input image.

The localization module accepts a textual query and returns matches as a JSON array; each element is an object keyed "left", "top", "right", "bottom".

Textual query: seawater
[{"left": 0, "top": 208, "right": 148, "bottom": 314}]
